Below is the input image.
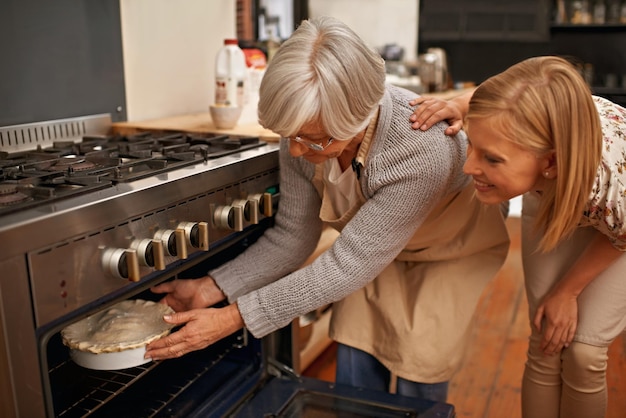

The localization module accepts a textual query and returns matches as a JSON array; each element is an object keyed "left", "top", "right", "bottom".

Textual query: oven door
[{"left": 226, "top": 373, "right": 456, "bottom": 418}]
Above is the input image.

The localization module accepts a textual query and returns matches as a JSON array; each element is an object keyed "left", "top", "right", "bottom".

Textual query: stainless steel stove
[
  {"left": 0, "top": 114, "right": 455, "bottom": 418},
  {"left": 0, "top": 115, "right": 266, "bottom": 216}
]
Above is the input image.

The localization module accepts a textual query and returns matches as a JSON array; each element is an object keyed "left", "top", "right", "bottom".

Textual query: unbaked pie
[{"left": 61, "top": 299, "right": 175, "bottom": 354}]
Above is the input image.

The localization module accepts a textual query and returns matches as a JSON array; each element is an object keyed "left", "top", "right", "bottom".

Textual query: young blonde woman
[{"left": 410, "top": 55, "right": 626, "bottom": 418}]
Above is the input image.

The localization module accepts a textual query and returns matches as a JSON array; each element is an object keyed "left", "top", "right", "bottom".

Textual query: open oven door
[
  {"left": 182, "top": 333, "right": 455, "bottom": 418},
  {"left": 230, "top": 372, "right": 456, "bottom": 418}
]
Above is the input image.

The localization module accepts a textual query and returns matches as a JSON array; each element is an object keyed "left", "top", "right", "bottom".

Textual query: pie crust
[{"left": 61, "top": 299, "right": 175, "bottom": 354}]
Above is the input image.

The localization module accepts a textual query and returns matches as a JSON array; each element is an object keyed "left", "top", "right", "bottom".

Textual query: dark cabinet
[
  {"left": 549, "top": 23, "right": 626, "bottom": 105},
  {"left": 419, "top": 0, "right": 626, "bottom": 106},
  {"left": 420, "top": 0, "right": 550, "bottom": 42}
]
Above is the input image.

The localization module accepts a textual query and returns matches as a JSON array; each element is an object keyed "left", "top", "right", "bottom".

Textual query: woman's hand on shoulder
[
  {"left": 409, "top": 89, "right": 474, "bottom": 136},
  {"left": 409, "top": 96, "right": 464, "bottom": 136}
]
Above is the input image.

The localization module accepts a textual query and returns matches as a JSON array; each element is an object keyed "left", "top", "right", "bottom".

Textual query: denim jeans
[{"left": 335, "top": 343, "right": 449, "bottom": 403}]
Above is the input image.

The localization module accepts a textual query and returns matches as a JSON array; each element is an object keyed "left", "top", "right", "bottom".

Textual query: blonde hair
[
  {"left": 466, "top": 56, "right": 602, "bottom": 252},
  {"left": 257, "top": 16, "right": 386, "bottom": 140}
]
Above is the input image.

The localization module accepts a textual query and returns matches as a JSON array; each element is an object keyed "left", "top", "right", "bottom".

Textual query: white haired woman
[{"left": 145, "top": 16, "right": 509, "bottom": 403}]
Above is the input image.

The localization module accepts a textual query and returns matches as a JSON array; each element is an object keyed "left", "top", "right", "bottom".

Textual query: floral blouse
[{"left": 581, "top": 96, "right": 626, "bottom": 250}]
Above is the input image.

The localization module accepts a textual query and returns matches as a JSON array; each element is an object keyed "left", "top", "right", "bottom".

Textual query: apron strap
[{"left": 312, "top": 106, "right": 380, "bottom": 197}]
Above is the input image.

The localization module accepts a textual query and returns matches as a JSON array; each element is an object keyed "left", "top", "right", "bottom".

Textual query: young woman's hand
[
  {"left": 534, "top": 235, "right": 623, "bottom": 355},
  {"left": 533, "top": 289, "right": 578, "bottom": 355},
  {"left": 409, "top": 90, "right": 473, "bottom": 136}
]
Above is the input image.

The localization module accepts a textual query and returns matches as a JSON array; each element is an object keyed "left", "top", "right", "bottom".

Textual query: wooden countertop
[
  {"left": 113, "top": 113, "right": 281, "bottom": 142},
  {"left": 112, "top": 87, "right": 473, "bottom": 143}
]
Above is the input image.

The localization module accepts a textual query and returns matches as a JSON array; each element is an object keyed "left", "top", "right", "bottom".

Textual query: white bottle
[{"left": 215, "top": 39, "right": 247, "bottom": 107}]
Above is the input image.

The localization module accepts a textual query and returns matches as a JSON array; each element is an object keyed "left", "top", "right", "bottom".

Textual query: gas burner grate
[{"left": 0, "top": 129, "right": 266, "bottom": 214}]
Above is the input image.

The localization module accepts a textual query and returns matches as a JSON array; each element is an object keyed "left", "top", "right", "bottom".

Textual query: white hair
[{"left": 258, "top": 16, "right": 386, "bottom": 140}]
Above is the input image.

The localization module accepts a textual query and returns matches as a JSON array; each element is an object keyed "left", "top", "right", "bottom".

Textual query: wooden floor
[{"left": 303, "top": 217, "right": 626, "bottom": 418}]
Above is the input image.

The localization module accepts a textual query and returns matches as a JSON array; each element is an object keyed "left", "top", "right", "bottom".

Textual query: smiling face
[{"left": 464, "top": 118, "right": 555, "bottom": 205}]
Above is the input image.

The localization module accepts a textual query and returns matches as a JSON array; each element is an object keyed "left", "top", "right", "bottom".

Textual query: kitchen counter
[
  {"left": 113, "top": 113, "right": 281, "bottom": 142},
  {"left": 112, "top": 87, "right": 474, "bottom": 142}
]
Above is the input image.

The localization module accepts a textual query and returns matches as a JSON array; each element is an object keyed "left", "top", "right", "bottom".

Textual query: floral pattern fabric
[{"left": 581, "top": 96, "right": 626, "bottom": 249}]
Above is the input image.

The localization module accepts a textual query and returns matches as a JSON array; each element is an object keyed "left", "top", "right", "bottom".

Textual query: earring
[{"left": 544, "top": 171, "right": 550, "bottom": 178}]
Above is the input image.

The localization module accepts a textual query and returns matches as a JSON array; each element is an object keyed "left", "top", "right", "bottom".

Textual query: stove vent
[{"left": 0, "top": 114, "right": 112, "bottom": 154}]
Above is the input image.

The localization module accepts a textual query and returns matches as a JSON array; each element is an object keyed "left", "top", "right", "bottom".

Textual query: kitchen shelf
[
  {"left": 550, "top": 23, "right": 626, "bottom": 31},
  {"left": 593, "top": 86, "right": 626, "bottom": 95}
]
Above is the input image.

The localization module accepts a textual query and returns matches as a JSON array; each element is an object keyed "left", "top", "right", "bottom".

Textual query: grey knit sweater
[{"left": 210, "top": 84, "right": 469, "bottom": 338}]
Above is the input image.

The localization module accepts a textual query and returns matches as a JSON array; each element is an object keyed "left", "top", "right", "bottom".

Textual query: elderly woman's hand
[
  {"left": 144, "top": 303, "right": 244, "bottom": 360},
  {"left": 150, "top": 276, "right": 226, "bottom": 312}
]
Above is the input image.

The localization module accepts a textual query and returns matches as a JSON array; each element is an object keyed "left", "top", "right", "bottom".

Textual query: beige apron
[{"left": 313, "top": 112, "right": 510, "bottom": 383}]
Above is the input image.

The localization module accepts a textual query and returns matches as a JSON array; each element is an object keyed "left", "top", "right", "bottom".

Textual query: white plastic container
[{"left": 215, "top": 39, "right": 247, "bottom": 107}]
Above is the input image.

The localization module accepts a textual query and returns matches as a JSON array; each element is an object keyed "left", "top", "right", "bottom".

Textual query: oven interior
[
  {"left": 38, "top": 223, "right": 455, "bottom": 418},
  {"left": 41, "top": 223, "right": 276, "bottom": 418}
]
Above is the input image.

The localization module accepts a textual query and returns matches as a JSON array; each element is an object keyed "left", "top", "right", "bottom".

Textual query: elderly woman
[{"left": 145, "top": 16, "right": 509, "bottom": 402}]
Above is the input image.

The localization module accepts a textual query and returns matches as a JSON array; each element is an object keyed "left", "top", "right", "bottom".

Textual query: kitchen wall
[
  {"left": 309, "top": 0, "right": 419, "bottom": 63},
  {"left": 120, "top": 0, "right": 419, "bottom": 122},
  {"left": 120, "top": 0, "right": 236, "bottom": 121}
]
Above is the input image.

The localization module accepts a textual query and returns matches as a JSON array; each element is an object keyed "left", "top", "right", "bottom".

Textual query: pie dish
[{"left": 61, "top": 299, "right": 175, "bottom": 370}]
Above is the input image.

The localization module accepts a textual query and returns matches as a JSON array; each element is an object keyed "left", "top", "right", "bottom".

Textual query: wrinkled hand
[
  {"left": 150, "top": 276, "right": 225, "bottom": 312},
  {"left": 145, "top": 303, "right": 243, "bottom": 360},
  {"left": 533, "top": 289, "right": 578, "bottom": 356},
  {"left": 409, "top": 96, "right": 464, "bottom": 136}
]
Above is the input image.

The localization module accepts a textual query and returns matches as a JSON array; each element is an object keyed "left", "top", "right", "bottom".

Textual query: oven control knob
[
  {"left": 101, "top": 247, "right": 141, "bottom": 282},
  {"left": 233, "top": 197, "right": 259, "bottom": 224},
  {"left": 250, "top": 192, "right": 276, "bottom": 217},
  {"left": 130, "top": 238, "right": 166, "bottom": 270},
  {"left": 154, "top": 228, "right": 188, "bottom": 260},
  {"left": 177, "top": 221, "right": 209, "bottom": 250},
  {"left": 213, "top": 204, "right": 243, "bottom": 231}
]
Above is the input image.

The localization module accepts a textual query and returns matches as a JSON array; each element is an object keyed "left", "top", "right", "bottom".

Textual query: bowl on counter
[{"left": 210, "top": 104, "right": 243, "bottom": 129}]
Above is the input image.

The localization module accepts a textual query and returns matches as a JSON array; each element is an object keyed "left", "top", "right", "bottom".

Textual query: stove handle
[
  {"left": 175, "top": 228, "right": 188, "bottom": 259},
  {"left": 130, "top": 238, "right": 166, "bottom": 270},
  {"left": 233, "top": 198, "right": 259, "bottom": 225},
  {"left": 177, "top": 221, "right": 209, "bottom": 251},
  {"left": 213, "top": 205, "right": 244, "bottom": 232},
  {"left": 249, "top": 192, "right": 276, "bottom": 217},
  {"left": 100, "top": 247, "right": 140, "bottom": 282},
  {"left": 153, "top": 228, "right": 188, "bottom": 260},
  {"left": 125, "top": 249, "right": 140, "bottom": 282},
  {"left": 152, "top": 239, "right": 166, "bottom": 270}
]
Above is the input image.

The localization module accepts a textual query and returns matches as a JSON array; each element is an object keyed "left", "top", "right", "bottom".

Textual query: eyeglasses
[{"left": 290, "top": 135, "right": 334, "bottom": 151}]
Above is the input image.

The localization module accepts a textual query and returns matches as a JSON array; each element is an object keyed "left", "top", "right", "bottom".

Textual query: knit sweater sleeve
[
  {"left": 218, "top": 86, "right": 468, "bottom": 338},
  {"left": 210, "top": 138, "right": 324, "bottom": 300}
]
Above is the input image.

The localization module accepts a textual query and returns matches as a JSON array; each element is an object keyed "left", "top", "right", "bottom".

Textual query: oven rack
[
  {"left": 55, "top": 361, "right": 157, "bottom": 418},
  {"left": 50, "top": 334, "right": 247, "bottom": 418}
]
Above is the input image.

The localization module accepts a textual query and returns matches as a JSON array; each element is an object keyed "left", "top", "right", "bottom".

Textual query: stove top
[{"left": 0, "top": 131, "right": 265, "bottom": 216}]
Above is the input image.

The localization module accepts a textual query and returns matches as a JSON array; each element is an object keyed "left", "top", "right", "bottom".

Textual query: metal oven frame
[{"left": 0, "top": 114, "right": 281, "bottom": 417}]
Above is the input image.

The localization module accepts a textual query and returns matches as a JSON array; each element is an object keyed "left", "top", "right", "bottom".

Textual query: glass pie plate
[{"left": 61, "top": 299, "right": 175, "bottom": 370}]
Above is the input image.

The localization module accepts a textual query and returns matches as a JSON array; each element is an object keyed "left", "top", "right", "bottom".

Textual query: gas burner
[
  {"left": 0, "top": 183, "right": 31, "bottom": 206},
  {"left": 0, "top": 129, "right": 267, "bottom": 213},
  {"left": 189, "top": 144, "right": 209, "bottom": 152},
  {"left": 0, "top": 184, "right": 17, "bottom": 195},
  {"left": 48, "top": 157, "right": 97, "bottom": 172}
]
